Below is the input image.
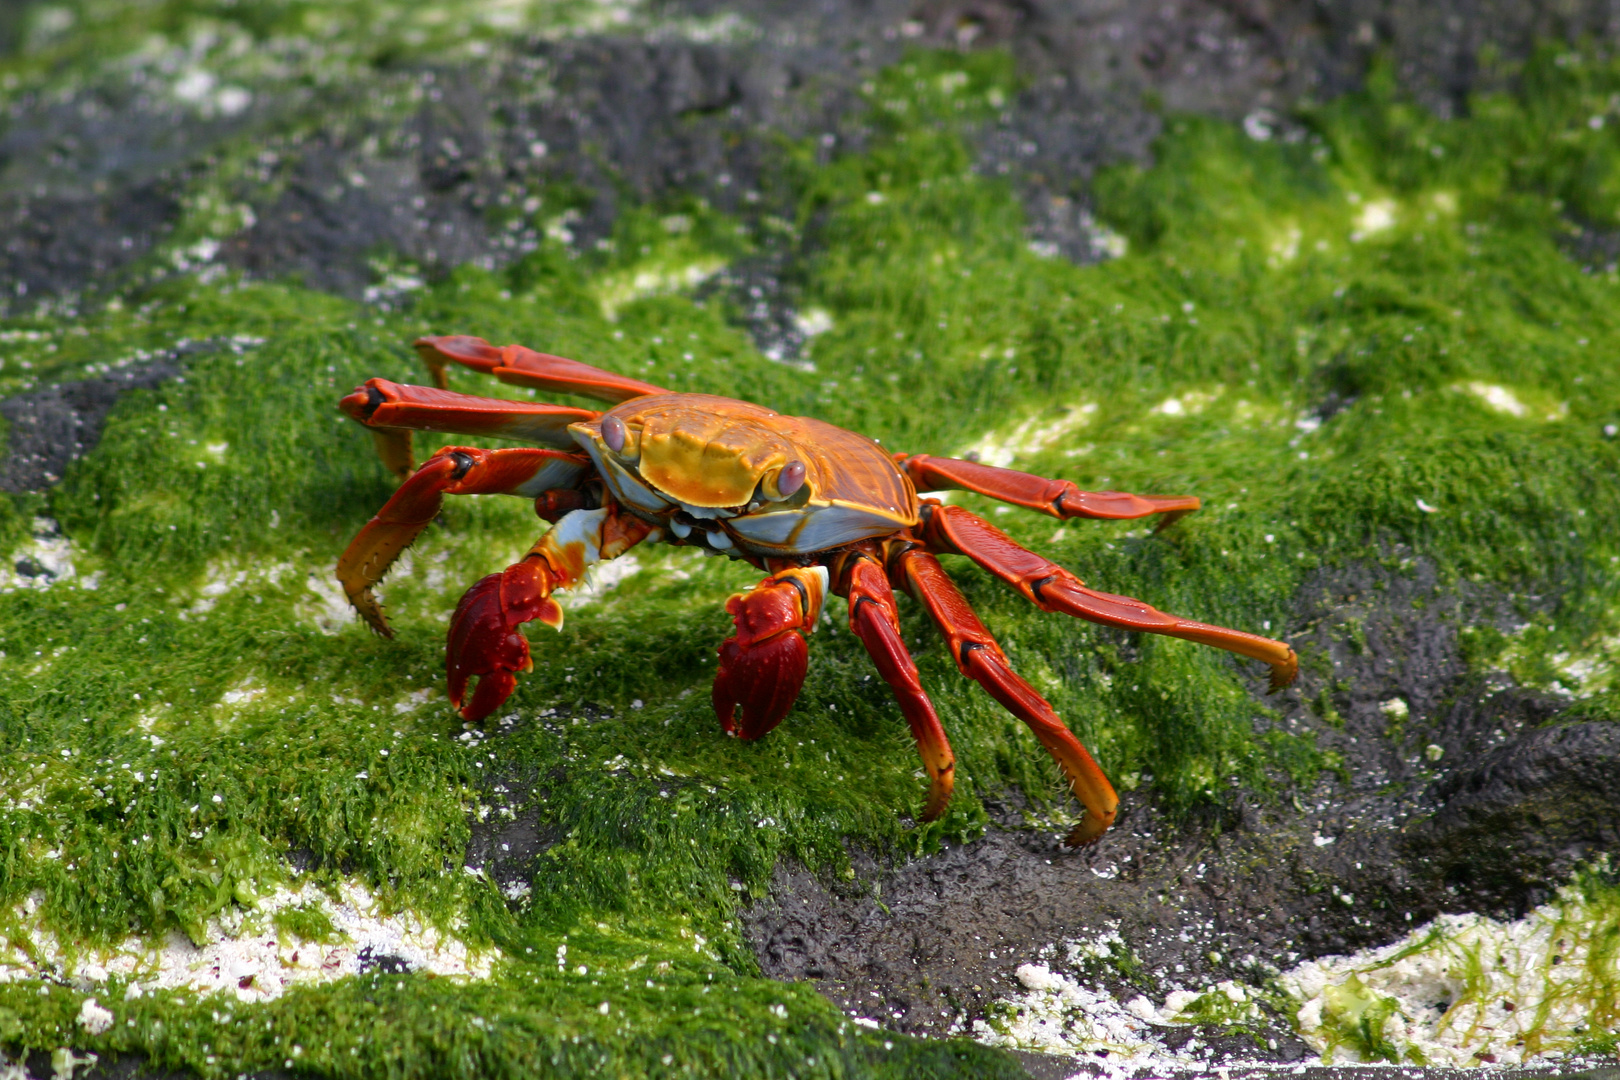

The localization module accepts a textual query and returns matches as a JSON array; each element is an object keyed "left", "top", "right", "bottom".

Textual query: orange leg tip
[
  {"left": 338, "top": 387, "right": 373, "bottom": 420},
  {"left": 342, "top": 584, "right": 393, "bottom": 637},
  {"left": 1064, "top": 808, "right": 1115, "bottom": 847},
  {"left": 919, "top": 769, "right": 955, "bottom": 822},
  {"left": 1269, "top": 648, "right": 1300, "bottom": 692}
]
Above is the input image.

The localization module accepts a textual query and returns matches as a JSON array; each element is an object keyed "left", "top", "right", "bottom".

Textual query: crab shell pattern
[{"left": 336, "top": 336, "right": 1298, "bottom": 845}]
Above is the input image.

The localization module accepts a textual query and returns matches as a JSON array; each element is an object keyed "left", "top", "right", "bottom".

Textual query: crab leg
[
  {"left": 336, "top": 446, "right": 592, "bottom": 634},
  {"left": 415, "top": 335, "right": 668, "bottom": 402},
  {"left": 893, "top": 547, "right": 1118, "bottom": 845},
  {"left": 832, "top": 548, "right": 957, "bottom": 821},
  {"left": 339, "top": 378, "right": 600, "bottom": 479},
  {"left": 898, "top": 454, "right": 1199, "bottom": 526},
  {"left": 712, "top": 566, "right": 829, "bottom": 739},
  {"left": 917, "top": 502, "right": 1299, "bottom": 690},
  {"left": 449, "top": 502, "right": 655, "bottom": 721}
]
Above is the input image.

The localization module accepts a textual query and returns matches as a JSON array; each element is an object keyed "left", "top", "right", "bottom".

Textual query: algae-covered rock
[{"left": 0, "top": 2, "right": 1617, "bottom": 1078}]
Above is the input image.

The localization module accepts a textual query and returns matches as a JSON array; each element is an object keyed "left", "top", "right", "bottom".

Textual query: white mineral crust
[{"left": 0, "top": 880, "right": 497, "bottom": 1006}]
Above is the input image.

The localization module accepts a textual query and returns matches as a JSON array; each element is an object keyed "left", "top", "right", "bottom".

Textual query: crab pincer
[
  {"left": 713, "top": 567, "right": 828, "bottom": 739},
  {"left": 447, "top": 558, "right": 564, "bottom": 722},
  {"left": 446, "top": 504, "right": 656, "bottom": 722}
]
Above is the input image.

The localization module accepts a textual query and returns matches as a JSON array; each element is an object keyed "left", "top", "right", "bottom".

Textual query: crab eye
[
  {"left": 776, "top": 460, "right": 806, "bottom": 498},
  {"left": 602, "top": 414, "right": 626, "bottom": 453}
]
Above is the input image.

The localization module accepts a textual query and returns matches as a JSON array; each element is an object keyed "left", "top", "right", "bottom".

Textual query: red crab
[{"left": 336, "top": 336, "right": 1297, "bottom": 844}]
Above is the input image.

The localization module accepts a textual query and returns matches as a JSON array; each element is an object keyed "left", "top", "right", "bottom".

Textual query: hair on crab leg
[
  {"left": 832, "top": 548, "right": 956, "bottom": 821},
  {"left": 336, "top": 446, "right": 592, "bottom": 636},
  {"left": 447, "top": 502, "right": 655, "bottom": 722},
  {"left": 893, "top": 546, "right": 1118, "bottom": 845},
  {"left": 918, "top": 501, "right": 1299, "bottom": 689}
]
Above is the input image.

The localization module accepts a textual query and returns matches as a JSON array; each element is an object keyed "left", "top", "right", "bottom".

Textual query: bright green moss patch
[{"left": 0, "top": 30, "right": 1617, "bottom": 1080}]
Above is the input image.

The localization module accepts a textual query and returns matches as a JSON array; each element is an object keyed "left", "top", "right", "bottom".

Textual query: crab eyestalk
[{"left": 762, "top": 459, "right": 807, "bottom": 502}]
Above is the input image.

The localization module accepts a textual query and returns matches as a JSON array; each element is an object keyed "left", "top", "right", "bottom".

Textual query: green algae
[
  {"left": 1287, "top": 859, "right": 1620, "bottom": 1065},
  {"left": 0, "top": 19, "right": 1614, "bottom": 1079}
]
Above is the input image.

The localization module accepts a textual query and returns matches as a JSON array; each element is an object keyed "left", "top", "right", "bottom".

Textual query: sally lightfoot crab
[{"left": 336, "top": 336, "right": 1298, "bottom": 844}]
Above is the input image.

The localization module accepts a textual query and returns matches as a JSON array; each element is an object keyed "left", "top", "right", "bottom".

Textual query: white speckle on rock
[
  {"left": 1, "top": 518, "right": 77, "bottom": 592},
  {"left": 1458, "top": 381, "right": 1536, "bottom": 418},
  {"left": 77, "top": 997, "right": 113, "bottom": 1034},
  {"left": 959, "top": 401, "right": 1098, "bottom": 468},
  {"left": 1352, "top": 198, "right": 1397, "bottom": 238}
]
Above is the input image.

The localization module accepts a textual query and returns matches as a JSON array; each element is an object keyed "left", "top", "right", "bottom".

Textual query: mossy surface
[{"left": 0, "top": 6, "right": 1617, "bottom": 1075}]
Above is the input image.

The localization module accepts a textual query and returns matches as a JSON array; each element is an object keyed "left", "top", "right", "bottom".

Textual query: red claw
[
  {"left": 713, "top": 630, "right": 809, "bottom": 740},
  {"left": 711, "top": 570, "right": 824, "bottom": 739},
  {"left": 447, "top": 558, "right": 562, "bottom": 722}
]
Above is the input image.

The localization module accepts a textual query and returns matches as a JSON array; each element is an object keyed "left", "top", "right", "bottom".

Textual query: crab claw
[
  {"left": 712, "top": 567, "right": 827, "bottom": 739},
  {"left": 447, "top": 558, "right": 563, "bottom": 722},
  {"left": 713, "top": 630, "right": 810, "bottom": 739}
]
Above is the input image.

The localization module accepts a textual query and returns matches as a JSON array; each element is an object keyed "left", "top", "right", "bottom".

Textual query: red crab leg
[
  {"left": 832, "top": 547, "right": 957, "bottom": 821},
  {"left": 893, "top": 547, "right": 1118, "bottom": 845},
  {"left": 898, "top": 454, "right": 1200, "bottom": 526},
  {"left": 336, "top": 446, "right": 592, "bottom": 635},
  {"left": 340, "top": 378, "right": 601, "bottom": 477},
  {"left": 415, "top": 335, "right": 668, "bottom": 402},
  {"left": 712, "top": 566, "right": 829, "bottom": 739},
  {"left": 917, "top": 502, "right": 1299, "bottom": 690},
  {"left": 449, "top": 502, "right": 654, "bottom": 721}
]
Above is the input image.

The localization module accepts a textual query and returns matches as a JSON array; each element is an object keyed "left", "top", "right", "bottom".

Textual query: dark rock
[
  {"left": 0, "top": 353, "right": 193, "bottom": 493},
  {"left": 743, "top": 555, "right": 1620, "bottom": 1059},
  {"left": 465, "top": 805, "right": 563, "bottom": 905},
  {"left": 5, "top": 1, "right": 1617, "bottom": 317},
  {"left": 461, "top": 716, "right": 565, "bottom": 907},
  {"left": 0, "top": 182, "right": 181, "bottom": 306},
  {"left": 356, "top": 946, "right": 414, "bottom": 975},
  {"left": 1413, "top": 720, "right": 1620, "bottom": 912},
  {"left": 1560, "top": 216, "right": 1620, "bottom": 274}
]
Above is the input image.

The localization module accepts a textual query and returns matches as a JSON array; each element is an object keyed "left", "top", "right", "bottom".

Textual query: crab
[{"left": 335, "top": 335, "right": 1298, "bottom": 845}]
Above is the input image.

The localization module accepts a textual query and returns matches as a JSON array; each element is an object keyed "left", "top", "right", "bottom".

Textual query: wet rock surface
[
  {"left": 0, "top": 342, "right": 223, "bottom": 493},
  {"left": 744, "top": 555, "right": 1620, "bottom": 1063},
  {"left": 5, "top": 1, "right": 1618, "bottom": 312}
]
